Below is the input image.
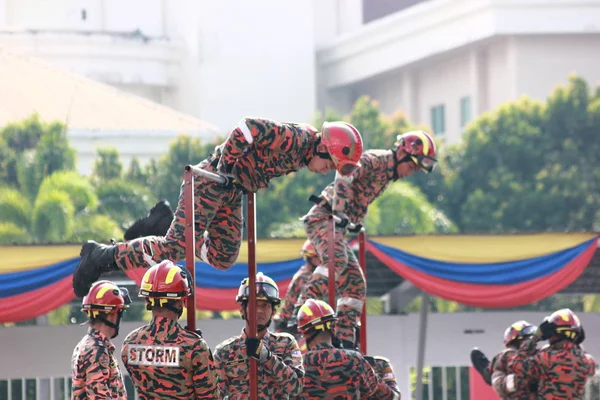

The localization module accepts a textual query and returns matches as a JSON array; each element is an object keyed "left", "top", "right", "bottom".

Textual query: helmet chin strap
[
  {"left": 392, "top": 147, "right": 412, "bottom": 181},
  {"left": 313, "top": 138, "right": 331, "bottom": 160},
  {"left": 98, "top": 310, "right": 124, "bottom": 339}
]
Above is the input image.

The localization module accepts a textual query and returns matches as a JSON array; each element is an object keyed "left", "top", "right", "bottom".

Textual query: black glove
[
  {"left": 245, "top": 337, "right": 271, "bottom": 361},
  {"left": 538, "top": 320, "right": 557, "bottom": 340},
  {"left": 347, "top": 224, "right": 364, "bottom": 233},
  {"left": 528, "top": 380, "right": 538, "bottom": 393},
  {"left": 575, "top": 327, "right": 585, "bottom": 345},
  {"left": 216, "top": 156, "right": 237, "bottom": 190},
  {"left": 334, "top": 212, "right": 351, "bottom": 229}
]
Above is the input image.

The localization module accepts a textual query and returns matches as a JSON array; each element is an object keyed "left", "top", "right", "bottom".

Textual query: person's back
[
  {"left": 533, "top": 340, "right": 596, "bottom": 398},
  {"left": 303, "top": 343, "right": 377, "bottom": 399},
  {"left": 123, "top": 316, "right": 216, "bottom": 399}
]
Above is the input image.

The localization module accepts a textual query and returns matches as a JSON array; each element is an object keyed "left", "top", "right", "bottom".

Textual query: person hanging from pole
[
  {"left": 274, "top": 239, "right": 322, "bottom": 330},
  {"left": 293, "top": 130, "right": 438, "bottom": 348},
  {"left": 73, "top": 117, "right": 363, "bottom": 298},
  {"left": 122, "top": 261, "right": 218, "bottom": 399},
  {"left": 297, "top": 299, "right": 397, "bottom": 399},
  {"left": 71, "top": 280, "right": 131, "bottom": 399},
  {"left": 213, "top": 272, "right": 304, "bottom": 399},
  {"left": 470, "top": 320, "right": 539, "bottom": 399}
]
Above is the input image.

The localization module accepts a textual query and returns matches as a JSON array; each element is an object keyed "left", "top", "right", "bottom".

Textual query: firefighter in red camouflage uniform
[
  {"left": 298, "top": 299, "right": 400, "bottom": 399},
  {"left": 122, "top": 260, "right": 218, "bottom": 399},
  {"left": 501, "top": 309, "right": 597, "bottom": 399},
  {"left": 214, "top": 272, "right": 305, "bottom": 399},
  {"left": 471, "top": 320, "right": 538, "bottom": 399},
  {"left": 295, "top": 131, "right": 437, "bottom": 347},
  {"left": 71, "top": 280, "right": 130, "bottom": 399},
  {"left": 273, "top": 239, "right": 323, "bottom": 353},
  {"left": 73, "top": 118, "right": 363, "bottom": 298},
  {"left": 364, "top": 355, "right": 401, "bottom": 400}
]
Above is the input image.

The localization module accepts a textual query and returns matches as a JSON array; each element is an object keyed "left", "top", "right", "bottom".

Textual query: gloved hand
[
  {"left": 347, "top": 223, "right": 364, "bottom": 233},
  {"left": 245, "top": 337, "right": 271, "bottom": 362},
  {"left": 537, "top": 320, "right": 557, "bottom": 340},
  {"left": 334, "top": 212, "right": 351, "bottom": 229},
  {"left": 216, "top": 156, "right": 237, "bottom": 190}
]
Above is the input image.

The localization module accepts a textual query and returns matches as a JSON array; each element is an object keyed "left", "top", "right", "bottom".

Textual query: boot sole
[{"left": 72, "top": 242, "right": 102, "bottom": 297}]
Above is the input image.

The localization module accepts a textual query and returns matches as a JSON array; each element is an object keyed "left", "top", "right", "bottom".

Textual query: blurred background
[{"left": 0, "top": 0, "right": 599, "bottom": 398}]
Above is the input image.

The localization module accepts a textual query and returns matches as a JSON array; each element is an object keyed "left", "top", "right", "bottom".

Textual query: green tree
[
  {"left": 125, "top": 157, "right": 148, "bottom": 186},
  {"left": 432, "top": 75, "right": 600, "bottom": 232},
  {"left": 38, "top": 171, "right": 98, "bottom": 213},
  {"left": 93, "top": 147, "right": 123, "bottom": 183},
  {"left": 96, "top": 179, "right": 154, "bottom": 231},
  {"left": 32, "top": 189, "right": 75, "bottom": 243},
  {"left": 0, "top": 187, "right": 31, "bottom": 228}
]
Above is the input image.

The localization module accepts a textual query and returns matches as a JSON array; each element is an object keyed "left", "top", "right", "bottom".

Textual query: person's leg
[
  {"left": 200, "top": 188, "right": 243, "bottom": 270},
  {"left": 277, "top": 264, "right": 315, "bottom": 323},
  {"left": 334, "top": 247, "right": 366, "bottom": 347}
]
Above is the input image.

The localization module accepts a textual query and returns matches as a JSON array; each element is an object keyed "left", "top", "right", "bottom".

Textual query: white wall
[
  {"left": 515, "top": 34, "right": 600, "bottom": 101},
  {"left": 190, "top": 0, "right": 316, "bottom": 131},
  {"left": 2, "top": 312, "right": 599, "bottom": 398}
]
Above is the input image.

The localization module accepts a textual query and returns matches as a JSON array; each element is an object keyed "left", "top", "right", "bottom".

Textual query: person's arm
[
  {"left": 84, "top": 347, "right": 116, "bottom": 399},
  {"left": 212, "top": 346, "right": 229, "bottom": 398},
  {"left": 263, "top": 337, "right": 305, "bottom": 397}
]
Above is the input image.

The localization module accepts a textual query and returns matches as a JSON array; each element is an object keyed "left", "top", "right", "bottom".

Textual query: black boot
[
  {"left": 73, "top": 241, "right": 119, "bottom": 297},
  {"left": 470, "top": 348, "right": 492, "bottom": 385},
  {"left": 124, "top": 200, "right": 174, "bottom": 240}
]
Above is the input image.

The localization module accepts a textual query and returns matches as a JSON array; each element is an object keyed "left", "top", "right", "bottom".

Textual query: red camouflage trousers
[
  {"left": 295, "top": 205, "right": 366, "bottom": 344},
  {"left": 114, "top": 161, "right": 244, "bottom": 272}
]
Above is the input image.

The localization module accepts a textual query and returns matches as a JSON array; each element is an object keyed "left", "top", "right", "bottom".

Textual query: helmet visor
[
  {"left": 243, "top": 282, "right": 279, "bottom": 301},
  {"left": 119, "top": 287, "right": 132, "bottom": 306},
  {"left": 410, "top": 154, "right": 438, "bottom": 173}
]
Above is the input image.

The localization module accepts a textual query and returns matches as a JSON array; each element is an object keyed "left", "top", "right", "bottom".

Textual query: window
[
  {"left": 460, "top": 96, "right": 472, "bottom": 128},
  {"left": 430, "top": 104, "right": 445, "bottom": 135}
]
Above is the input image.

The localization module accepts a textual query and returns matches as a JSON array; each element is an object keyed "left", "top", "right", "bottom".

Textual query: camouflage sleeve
[
  {"left": 84, "top": 346, "right": 115, "bottom": 399},
  {"left": 582, "top": 352, "right": 598, "bottom": 377},
  {"left": 359, "top": 357, "right": 379, "bottom": 398},
  {"left": 491, "top": 351, "right": 513, "bottom": 396},
  {"left": 378, "top": 359, "right": 401, "bottom": 398},
  {"left": 212, "top": 346, "right": 229, "bottom": 397},
  {"left": 507, "top": 341, "right": 546, "bottom": 393},
  {"left": 221, "top": 117, "right": 313, "bottom": 161},
  {"left": 332, "top": 171, "right": 353, "bottom": 213},
  {"left": 264, "top": 338, "right": 305, "bottom": 396},
  {"left": 193, "top": 340, "right": 219, "bottom": 399}
]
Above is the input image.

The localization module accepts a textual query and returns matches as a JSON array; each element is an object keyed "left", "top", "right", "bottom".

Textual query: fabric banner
[{"left": 0, "top": 233, "right": 597, "bottom": 323}]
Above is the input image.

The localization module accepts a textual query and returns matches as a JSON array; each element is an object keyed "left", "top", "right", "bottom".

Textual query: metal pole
[
  {"left": 247, "top": 192, "right": 258, "bottom": 400},
  {"left": 358, "top": 228, "right": 367, "bottom": 354},
  {"left": 183, "top": 168, "right": 197, "bottom": 332},
  {"left": 415, "top": 294, "right": 429, "bottom": 400},
  {"left": 327, "top": 216, "right": 336, "bottom": 308},
  {"left": 185, "top": 164, "right": 226, "bottom": 184}
]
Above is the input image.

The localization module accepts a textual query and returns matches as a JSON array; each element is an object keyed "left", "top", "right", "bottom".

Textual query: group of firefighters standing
[{"left": 69, "top": 115, "right": 596, "bottom": 399}]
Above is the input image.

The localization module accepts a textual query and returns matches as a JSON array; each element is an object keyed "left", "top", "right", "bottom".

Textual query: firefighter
[
  {"left": 213, "top": 272, "right": 304, "bottom": 399},
  {"left": 121, "top": 260, "right": 218, "bottom": 399},
  {"left": 71, "top": 280, "right": 130, "bottom": 399}
]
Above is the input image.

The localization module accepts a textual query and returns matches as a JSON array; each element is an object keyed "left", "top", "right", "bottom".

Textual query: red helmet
[
  {"left": 82, "top": 280, "right": 131, "bottom": 317},
  {"left": 300, "top": 239, "right": 317, "bottom": 259},
  {"left": 321, "top": 121, "right": 363, "bottom": 176},
  {"left": 298, "top": 299, "right": 337, "bottom": 334},
  {"left": 139, "top": 260, "right": 192, "bottom": 299},
  {"left": 503, "top": 320, "right": 535, "bottom": 347},
  {"left": 546, "top": 308, "right": 582, "bottom": 340},
  {"left": 394, "top": 130, "right": 437, "bottom": 173},
  {"left": 236, "top": 272, "right": 281, "bottom": 305}
]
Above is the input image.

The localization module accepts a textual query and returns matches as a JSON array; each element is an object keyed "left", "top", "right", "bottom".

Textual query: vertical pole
[
  {"left": 327, "top": 216, "right": 336, "bottom": 309},
  {"left": 184, "top": 169, "right": 197, "bottom": 332},
  {"left": 358, "top": 228, "right": 367, "bottom": 354},
  {"left": 247, "top": 193, "right": 258, "bottom": 400},
  {"left": 415, "top": 294, "right": 430, "bottom": 400}
]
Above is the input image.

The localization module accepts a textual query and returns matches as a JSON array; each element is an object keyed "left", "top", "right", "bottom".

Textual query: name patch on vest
[{"left": 127, "top": 345, "right": 180, "bottom": 367}]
